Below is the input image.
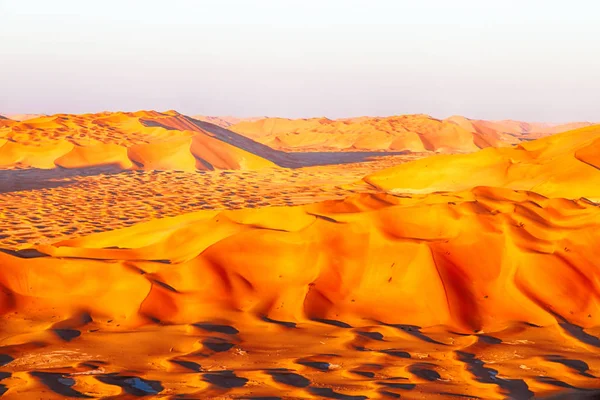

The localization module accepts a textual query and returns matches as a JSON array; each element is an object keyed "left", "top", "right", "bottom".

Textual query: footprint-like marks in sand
[
  {"left": 30, "top": 371, "right": 91, "bottom": 398},
  {"left": 193, "top": 323, "right": 239, "bottom": 335},
  {"left": 265, "top": 368, "right": 310, "bottom": 388},
  {"left": 202, "top": 370, "right": 248, "bottom": 388},
  {"left": 456, "top": 351, "right": 534, "bottom": 399},
  {"left": 96, "top": 374, "right": 164, "bottom": 396}
]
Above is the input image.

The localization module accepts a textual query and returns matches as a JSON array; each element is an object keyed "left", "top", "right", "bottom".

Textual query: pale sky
[{"left": 1, "top": 0, "right": 599, "bottom": 121}]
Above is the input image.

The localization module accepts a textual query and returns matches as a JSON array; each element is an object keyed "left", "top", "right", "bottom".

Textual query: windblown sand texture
[
  {"left": 0, "top": 112, "right": 599, "bottom": 399},
  {"left": 192, "top": 116, "right": 266, "bottom": 129},
  {"left": 0, "top": 114, "right": 46, "bottom": 122},
  {"left": 0, "top": 111, "right": 278, "bottom": 171},
  {"left": 364, "top": 125, "right": 600, "bottom": 200},
  {"left": 228, "top": 115, "right": 594, "bottom": 153}
]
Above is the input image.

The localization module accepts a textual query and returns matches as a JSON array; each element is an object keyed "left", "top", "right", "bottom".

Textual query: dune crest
[
  {"left": 364, "top": 124, "right": 600, "bottom": 200},
  {"left": 0, "top": 111, "right": 276, "bottom": 171},
  {"left": 192, "top": 115, "right": 266, "bottom": 128},
  {"left": 0, "top": 113, "right": 46, "bottom": 121},
  {"left": 228, "top": 114, "right": 595, "bottom": 153},
  {"left": 0, "top": 187, "right": 593, "bottom": 335},
  {"left": 2, "top": 114, "right": 600, "bottom": 398}
]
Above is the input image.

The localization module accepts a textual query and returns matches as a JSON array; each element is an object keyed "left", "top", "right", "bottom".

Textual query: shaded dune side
[
  {"left": 0, "top": 140, "right": 74, "bottom": 169},
  {"left": 575, "top": 137, "right": 600, "bottom": 170},
  {"left": 0, "top": 114, "right": 46, "bottom": 122},
  {"left": 2, "top": 187, "right": 600, "bottom": 333},
  {"left": 364, "top": 125, "right": 600, "bottom": 200},
  {"left": 471, "top": 119, "right": 596, "bottom": 138},
  {"left": 139, "top": 114, "right": 286, "bottom": 168},
  {"left": 445, "top": 115, "right": 596, "bottom": 143},
  {"left": 0, "top": 111, "right": 408, "bottom": 171},
  {"left": 0, "top": 112, "right": 278, "bottom": 171},
  {"left": 55, "top": 143, "right": 133, "bottom": 169},
  {"left": 192, "top": 115, "right": 269, "bottom": 129}
]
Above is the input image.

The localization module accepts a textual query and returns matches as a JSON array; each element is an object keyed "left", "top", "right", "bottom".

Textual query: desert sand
[
  {"left": 192, "top": 116, "right": 267, "bottom": 129},
  {"left": 0, "top": 112, "right": 599, "bottom": 399},
  {"left": 228, "top": 115, "right": 594, "bottom": 153},
  {"left": 364, "top": 124, "right": 600, "bottom": 200},
  {"left": 0, "top": 114, "right": 46, "bottom": 122}
]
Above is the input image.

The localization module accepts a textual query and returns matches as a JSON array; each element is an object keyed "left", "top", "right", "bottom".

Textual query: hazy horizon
[
  {"left": 2, "top": 0, "right": 599, "bottom": 122},
  {"left": 1, "top": 109, "right": 598, "bottom": 125}
]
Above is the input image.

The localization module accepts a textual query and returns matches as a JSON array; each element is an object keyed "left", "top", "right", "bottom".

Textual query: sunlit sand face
[{"left": 0, "top": 111, "right": 599, "bottom": 398}]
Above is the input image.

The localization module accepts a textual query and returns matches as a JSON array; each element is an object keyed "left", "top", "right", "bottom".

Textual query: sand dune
[
  {"left": 2, "top": 112, "right": 600, "bottom": 398},
  {"left": 229, "top": 115, "right": 464, "bottom": 152},
  {"left": 192, "top": 115, "right": 266, "bottom": 128},
  {"left": 2, "top": 186, "right": 600, "bottom": 397},
  {"left": 448, "top": 115, "right": 596, "bottom": 140},
  {"left": 0, "top": 111, "right": 414, "bottom": 171},
  {"left": 6, "top": 187, "right": 594, "bottom": 332},
  {"left": 55, "top": 143, "right": 133, "bottom": 169},
  {"left": 364, "top": 124, "right": 600, "bottom": 200},
  {"left": 0, "top": 140, "right": 74, "bottom": 169},
  {"left": 228, "top": 114, "right": 595, "bottom": 153},
  {"left": 5, "top": 110, "right": 587, "bottom": 172},
  {"left": 0, "top": 155, "right": 418, "bottom": 250},
  {"left": 0, "top": 111, "right": 276, "bottom": 171},
  {"left": 0, "top": 113, "right": 46, "bottom": 121}
]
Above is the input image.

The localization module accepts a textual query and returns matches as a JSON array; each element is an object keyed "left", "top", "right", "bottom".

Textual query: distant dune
[
  {"left": 229, "top": 115, "right": 595, "bottom": 152},
  {"left": 4, "top": 125, "right": 598, "bottom": 333},
  {"left": 192, "top": 115, "right": 266, "bottom": 128},
  {"left": 449, "top": 115, "right": 595, "bottom": 137},
  {"left": 3, "top": 112, "right": 592, "bottom": 171},
  {"left": 0, "top": 113, "right": 46, "bottom": 121},
  {"left": 364, "top": 124, "right": 600, "bottom": 200},
  {"left": 2, "top": 113, "right": 600, "bottom": 398},
  {"left": 0, "top": 111, "right": 276, "bottom": 171}
]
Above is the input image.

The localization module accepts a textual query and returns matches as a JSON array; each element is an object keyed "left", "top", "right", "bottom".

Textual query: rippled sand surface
[{"left": 1, "top": 113, "right": 599, "bottom": 399}]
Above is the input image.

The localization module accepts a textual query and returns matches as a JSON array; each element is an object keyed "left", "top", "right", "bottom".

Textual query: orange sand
[
  {"left": 2, "top": 187, "right": 600, "bottom": 398},
  {"left": 0, "top": 111, "right": 275, "bottom": 171},
  {"left": 447, "top": 115, "right": 595, "bottom": 141},
  {"left": 0, "top": 114, "right": 46, "bottom": 122},
  {"left": 192, "top": 115, "right": 266, "bottom": 128},
  {"left": 0, "top": 156, "right": 419, "bottom": 250},
  {"left": 365, "top": 124, "right": 600, "bottom": 200},
  {"left": 229, "top": 115, "right": 594, "bottom": 153},
  {"left": 8, "top": 187, "right": 599, "bottom": 332},
  {"left": 1, "top": 113, "right": 600, "bottom": 398}
]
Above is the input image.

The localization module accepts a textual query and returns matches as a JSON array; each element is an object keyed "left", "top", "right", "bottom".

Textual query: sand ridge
[
  {"left": 0, "top": 114, "right": 46, "bottom": 122},
  {"left": 192, "top": 115, "right": 266, "bottom": 128},
  {"left": 0, "top": 111, "right": 277, "bottom": 171},
  {"left": 17, "top": 187, "right": 600, "bottom": 332},
  {"left": 1, "top": 187, "right": 600, "bottom": 398},
  {"left": 364, "top": 124, "right": 600, "bottom": 200},
  {"left": 0, "top": 155, "right": 417, "bottom": 250},
  {"left": 228, "top": 114, "right": 595, "bottom": 153},
  {"left": 1, "top": 115, "right": 600, "bottom": 398}
]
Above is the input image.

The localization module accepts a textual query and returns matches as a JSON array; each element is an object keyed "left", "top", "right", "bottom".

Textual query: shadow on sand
[{"left": 0, "top": 166, "right": 124, "bottom": 194}]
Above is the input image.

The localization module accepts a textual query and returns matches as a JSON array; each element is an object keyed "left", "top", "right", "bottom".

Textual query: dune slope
[
  {"left": 229, "top": 114, "right": 595, "bottom": 153},
  {"left": 364, "top": 124, "right": 600, "bottom": 200},
  {"left": 0, "top": 187, "right": 594, "bottom": 334},
  {"left": 1, "top": 129, "right": 600, "bottom": 398},
  {"left": 0, "top": 111, "right": 276, "bottom": 171},
  {"left": 230, "top": 115, "right": 476, "bottom": 152}
]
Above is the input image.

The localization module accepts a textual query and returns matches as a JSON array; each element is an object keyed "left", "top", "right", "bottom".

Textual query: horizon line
[{"left": 0, "top": 109, "right": 596, "bottom": 125}]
